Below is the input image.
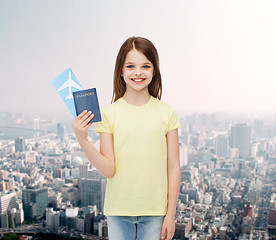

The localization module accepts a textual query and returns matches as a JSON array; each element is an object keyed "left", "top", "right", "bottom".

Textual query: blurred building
[
  {"left": 65, "top": 207, "right": 79, "bottom": 229},
  {"left": 174, "top": 218, "right": 192, "bottom": 239},
  {"left": 181, "top": 170, "right": 193, "bottom": 183},
  {"left": 25, "top": 151, "right": 37, "bottom": 164},
  {"left": 79, "top": 163, "right": 90, "bottom": 179},
  {"left": 15, "top": 137, "right": 25, "bottom": 153},
  {"left": 268, "top": 208, "right": 276, "bottom": 225},
  {"left": 253, "top": 120, "right": 264, "bottom": 137},
  {"left": 230, "top": 123, "right": 251, "bottom": 158},
  {"left": 241, "top": 216, "right": 252, "bottom": 234},
  {"left": 0, "top": 170, "right": 8, "bottom": 181},
  {"left": 85, "top": 210, "right": 95, "bottom": 234},
  {"left": 242, "top": 202, "right": 253, "bottom": 224},
  {"left": 215, "top": 134, "right": 228, "bottom": 158},
  {"left": 57, "top": 123, "right": 65, "bottom": 141},
  {"left": 22, "top": 186, "right": 48, "bottom": 219},
  {"left": 46, "top": 208, "right": 60, "bottom": 230},
  {"left": 98, "top": 219, "right": 108, "bottom": 238},
  {"left": 0, "top": 208, "right": 24, "bottom": 228},
  {"left": 180, "top": 143, "right": 188, "bottom": 167},
  {"left": 0, "top": 192, "right": 17, "bottom": 214},
  {"left": 80, "top": 179, "right": 106, "bottom": 212}
]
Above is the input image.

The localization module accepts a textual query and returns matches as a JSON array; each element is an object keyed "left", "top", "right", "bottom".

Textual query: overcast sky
[{"left": 1, "top": 0, "right": 276, "bottom": 122}]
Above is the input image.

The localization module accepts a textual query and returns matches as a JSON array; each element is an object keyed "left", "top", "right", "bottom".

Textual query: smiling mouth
[{"left": 131, "top": 78, "right": 145, "bottom": 82}]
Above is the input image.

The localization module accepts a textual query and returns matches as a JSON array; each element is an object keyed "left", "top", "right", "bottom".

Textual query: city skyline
[
  {"left": 1, "top": 105, "right": 276, "bottom": 238},
  {"left": 1, "top": 0, "right": 276, "bottom": 122}
]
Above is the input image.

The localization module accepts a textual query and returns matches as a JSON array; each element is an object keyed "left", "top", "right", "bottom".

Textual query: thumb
[{"left": 160, "top": 225, "right": 166, "bottom": 240}]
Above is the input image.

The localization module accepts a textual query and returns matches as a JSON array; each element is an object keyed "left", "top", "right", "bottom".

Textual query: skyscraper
[
  {"left": 22, "top": 186, "right": 48, "bottom": 219},
  {"left": 215, "top": 134, "right": 228, "bottom": 158},
  {"left": 79, "top": 163, "right": 90, "bottom": 179},
  {"left": 179, "top": 143, "right": 188, "bottom": 167},
  {"left": 0, "top": 192, "right": 17, "bottom": 214},
  {"left": 253, "top": 120, "right": 264, "bottom": 137},
  {"left": 15, "top": 137, "right": 25, "bottom": 153},
  {"left": 85, "top": 210, "right": 96, "bottom": 234},
  {"left": 230, "top": 123, "right": 251, "bottom": 158},
  {"left": 57, "top": 123, "right": 65, "bottom": 141},
  {"left": 80, "top": 179, "right": 106, "bottom": 212}
]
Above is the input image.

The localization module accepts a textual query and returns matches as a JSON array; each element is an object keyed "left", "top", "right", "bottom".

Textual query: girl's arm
[
  {"left": 72, "top": 110, "right": 115, "bottom": 178},
  {"left": 161, "top": 128, "right": 180, "bottom": 240}
]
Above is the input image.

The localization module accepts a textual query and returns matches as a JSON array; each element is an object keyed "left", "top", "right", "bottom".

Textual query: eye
[
  {"left": 143, "top": 65, "right": 151, "bottom": 69},
  {"left": 126, "top": 65, "right": 134, "bottom": 69}
]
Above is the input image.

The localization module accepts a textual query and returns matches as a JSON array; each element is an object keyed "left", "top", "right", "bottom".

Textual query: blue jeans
[{"left": 107, "top": 216, "right": 164, "bottom": 240}]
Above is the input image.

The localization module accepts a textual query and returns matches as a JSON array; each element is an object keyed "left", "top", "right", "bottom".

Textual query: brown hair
[{"left": 111, "top": 36, "right": 162, "bottom": 102}]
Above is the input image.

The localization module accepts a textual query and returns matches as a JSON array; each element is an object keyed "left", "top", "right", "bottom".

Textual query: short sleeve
[
  {"left": 95, "top": 106, "right": 113, "bottom": 134},
  {"left": 168, "top": 108, "right": 180, "bottom": 132}
]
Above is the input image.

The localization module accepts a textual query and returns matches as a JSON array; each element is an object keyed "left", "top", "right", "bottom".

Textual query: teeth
[{"left": 132, "top": 79, "right": 144, "bottom": 82}]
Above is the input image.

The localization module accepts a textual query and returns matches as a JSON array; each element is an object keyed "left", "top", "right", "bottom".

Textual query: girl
[{"left": 72, "top": 37, "right": 180, "bottom": 240}]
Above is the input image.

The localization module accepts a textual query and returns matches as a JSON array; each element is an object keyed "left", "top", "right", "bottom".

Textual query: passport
[
  {"left": 51, "top": 68, "right": 84, "bottom": 118},
  {"left": 73, "top": 88, "right": 102, "bottom": 123}
]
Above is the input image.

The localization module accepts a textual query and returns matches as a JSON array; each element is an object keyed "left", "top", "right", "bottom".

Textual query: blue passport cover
[
  {"left": 51, "top": 68, "right": 84, "bottom": 118},
  {"left": 73, "top": 88, "right": 102, "bottom": 123}
]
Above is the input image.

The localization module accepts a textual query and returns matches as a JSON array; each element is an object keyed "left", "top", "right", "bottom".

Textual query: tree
[{"left": 0, "top": 233, "right": 20, "bottom": 240}]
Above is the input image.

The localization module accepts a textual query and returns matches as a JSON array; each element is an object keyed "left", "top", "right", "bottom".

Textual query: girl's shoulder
[
  {"left": 100, "top": 98, "right": 124, "bottom": 114},
  {"left": 151, "top": 97, "right": 180, "bottom": 130},
  {"left": 151, "top": 97, "right": 177, "bottom": 113}
]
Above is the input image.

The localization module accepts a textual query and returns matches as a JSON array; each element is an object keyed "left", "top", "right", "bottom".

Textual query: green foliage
[{"left": 0, "top": 233, "right": 20, "bottom": 240}]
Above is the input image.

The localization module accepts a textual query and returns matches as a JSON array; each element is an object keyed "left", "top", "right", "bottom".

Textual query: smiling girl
[{"left": 72, "top": 37, "right": 180, "bottom": 240}]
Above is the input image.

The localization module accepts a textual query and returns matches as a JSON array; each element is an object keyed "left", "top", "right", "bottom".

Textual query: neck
[{"left": 123, "top": 89, "right": 151, "bottom": 106}]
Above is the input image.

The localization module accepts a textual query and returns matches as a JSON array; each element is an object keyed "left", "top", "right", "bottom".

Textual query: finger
[
  {"left": 165, "top": 234, "right": 172, "bottom": 240},
  {"left": 160, "top": 227, "right": 166, "bottom": 240},
  {"left": 77, "top": 111, "right": 92, "bottom": 126},
  {"left": 77, "top": 110, "right": 88, "bottom": 119},
  {"left": 85, "top": 113, "right": 94, "bottom": 124},
  {"left": 81, "top": 113, "right": 94, "bottom": 127},
  {"left": 165, "top": 229, "right": 174, "bottom": 240},
  {"left": 80, "top": 111, "right": 92, "bottom": 121},
  {"left": 84, "top": 117, "right": 93, "bottom": 128},
  {"left": 73, "top": 110, "right": 88, "bottom": 127}
]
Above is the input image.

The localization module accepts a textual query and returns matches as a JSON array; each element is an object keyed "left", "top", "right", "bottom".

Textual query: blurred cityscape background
[{"left": 0, "top": 110, "right": 276, "bottom": 239}]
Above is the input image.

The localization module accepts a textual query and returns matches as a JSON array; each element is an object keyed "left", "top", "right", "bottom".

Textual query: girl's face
[{"left": 121, "top": 49, "right": 154, "bottom": 94}]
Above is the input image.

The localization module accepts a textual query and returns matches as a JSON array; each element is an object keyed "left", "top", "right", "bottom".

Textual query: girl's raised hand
[{"left": 72, "top": 110, "right": 94, "bottom": 142}]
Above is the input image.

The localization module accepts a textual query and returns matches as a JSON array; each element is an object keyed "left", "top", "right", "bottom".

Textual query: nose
[{"left": 134, "top": 68, "right": 142, "bottom": 76}]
